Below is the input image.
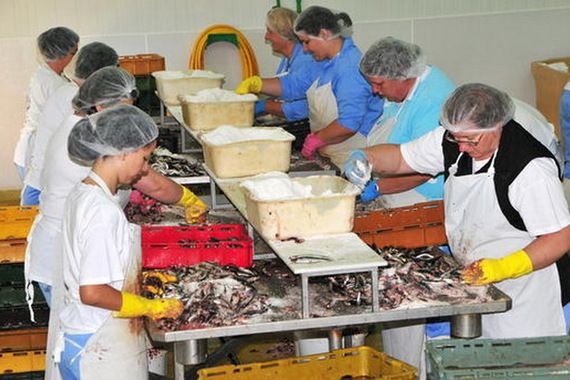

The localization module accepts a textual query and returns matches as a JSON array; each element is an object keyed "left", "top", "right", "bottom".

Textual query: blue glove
[
  {"left": 343, "top": 150, "right": 371, "bottom": 188},
  {"left": 255, "top": 100, "right": 266, "bottom": 114},
  {"left": 360, "top": 180, "right": 381, "bottom": 202}
]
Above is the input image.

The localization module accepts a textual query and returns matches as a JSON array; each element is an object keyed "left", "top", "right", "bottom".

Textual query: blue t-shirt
[
  {"left": 276, "top": 43, "right": 325, "bottom": 121},
  {"left": 372, "top": 66, "right": 455, "bottom": 200},
  {"left": 281, "top": 38, "right": 382, "bottom": 136},
  {"left": 560, "top": 88, "right": 570, "bottom": 178}
]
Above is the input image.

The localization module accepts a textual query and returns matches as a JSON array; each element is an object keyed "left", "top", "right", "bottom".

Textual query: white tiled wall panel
[{"left": 0, "top": 0, "right": 569, "bottom": 188}]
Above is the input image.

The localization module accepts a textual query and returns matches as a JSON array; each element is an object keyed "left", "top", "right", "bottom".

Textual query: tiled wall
[{"left": 1, "top": 0, "right": 569, "bottom": 188}]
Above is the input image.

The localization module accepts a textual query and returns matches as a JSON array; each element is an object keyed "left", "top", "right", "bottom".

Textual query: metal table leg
[
  {"left": 328, "top": 329, "right": 343, "bottom": 351},
  {"left": 371, "top": 268, "right": 379, "bottom": 312},
  {"left": 301, "top": 274, "right": 310, "bottom": 319},
  {"left": 174, "top": 339, "right": 208, "bottom": 380},
  {"left": 209, "top": 177, "right": 218, "bottom": 209},
  {"left": 450, "top": 313, "right": 481, "bottom": 338},
  {"left": 159, "top": 100, "right": 165, "bottom": 126}
]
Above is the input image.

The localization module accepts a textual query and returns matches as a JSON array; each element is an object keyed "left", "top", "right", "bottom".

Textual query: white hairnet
[
  {"left": 74, "top": 42, "right": 118, "bottom": 80},
  {"left": 72, "top": 67, "right": 138, "bottom": 114},
  {"left": 441, "top": 83, "right": 515, "bottom": 133},
  {"left": 266, "top": 7, "right": 298, "bottom": 41},
  {"left": 37, "top": 26, "right": 79, "bottom": 62},
  {"left": 294, "top": 6, "right": 352, "bottom": 39},
  {"left": 68, "top": 104, "right": 158, "bottom": 164},
  {"left": 360, "top": 37, "right": 426, "bottom": 80}
]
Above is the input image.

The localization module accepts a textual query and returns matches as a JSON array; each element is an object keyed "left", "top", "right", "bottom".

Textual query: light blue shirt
[
  {"left": 560, "top": 88, "right": 570, "bottom": 178},
  {"left": 281, "top": 38, "right": 382, "bottom": 135},
  {"left": 376, "top": 66, "right": 455, "bottom": 200},
  {"left": 275, "top": 43, "right": 324, "bottom": 121}
]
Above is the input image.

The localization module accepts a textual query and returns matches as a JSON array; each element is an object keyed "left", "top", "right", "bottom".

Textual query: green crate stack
[
  {"left": 134, "top": 75, "right": 161, "bottom": 117},
  {"left": 0, "top": 372, "right": 44, "bottom": 380},
  {"left": 0, "top": 264, "right": 47, "bottom": 330},
  {"left": 426, "top": 336, "right": 570, "bottom": 379}
]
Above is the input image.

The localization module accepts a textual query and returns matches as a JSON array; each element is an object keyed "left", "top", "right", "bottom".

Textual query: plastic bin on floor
[
  {"left": 198, "top": 346, "right": 417, "bottom": 379},
  {"left": 426, "top": 335, "right": 570, "bottom": 379}
]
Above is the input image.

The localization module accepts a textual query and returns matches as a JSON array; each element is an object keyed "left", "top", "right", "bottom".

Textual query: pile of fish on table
[
  {"left": 150, "top": 147, "right": 205, "bottom": 177},
  {"left": 143, "top": 263, "right": 269, "bottom": 330},
  {"left": 144, "top": 246, "right": 492, "bottom": 331},
  {"left": 322, "top": 246, "right": 488, "bottom": 311}
]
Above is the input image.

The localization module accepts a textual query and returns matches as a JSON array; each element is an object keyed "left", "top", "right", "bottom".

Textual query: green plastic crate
[
  {"left": 0, "top": 265, "right": 24, "bottom": 287},
  {"left": 427, "top": 336, "right": 570, "bottom": 379}
]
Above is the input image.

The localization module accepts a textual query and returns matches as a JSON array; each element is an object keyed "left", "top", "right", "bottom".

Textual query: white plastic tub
[
  {"left": 240, "top": 174, "right": 360, "bottom": 240},
  {"left": 179, "top": 89, "right": 257, "bottom": 130},
  {"left": 152, "top": 70, "right": 224, "bottom": 106},
  {"left": 202, "top": 126, "right": 295, "bottom": 178}
]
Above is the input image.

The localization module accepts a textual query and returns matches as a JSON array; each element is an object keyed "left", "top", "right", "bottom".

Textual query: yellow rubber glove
[
  {"left": 114, "top": 292, "right": 183, "bottom": 320},
  {"left": 235, "top": 76, "right": 262, "bottom": 94},
  {"left": 462, "top": 250, "right": 533, "bottom": 285},
  {"left": 176, "top": 186, "right": 208, "bottom": 223}
]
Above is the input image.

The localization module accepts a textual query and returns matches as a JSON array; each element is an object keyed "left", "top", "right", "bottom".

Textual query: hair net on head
[
  {"left": 360, "top": 37, "right": 426, "bottom": 80},
  {"left": 72, "top": 67, "right": 138, "bottom": 114},
  {"left": 68, "top": 104, "right": 158, "bottom": 164},
  {"left": 74, "top": 42, "right": 118, "bottom": 80},
  {"left": 266, "top": 7, "right": 298, "bottom": 41},
  {"left": 294, "top": 6, "right": 352, "bottom": 39},
  {"left": 37, "top": 27, "right": 79, "bottom": 62},
  {"left": 441, "top": 83, "right": 515, "bottom": 133}
]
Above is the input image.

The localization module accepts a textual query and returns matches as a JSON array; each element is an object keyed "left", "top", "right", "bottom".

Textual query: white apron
[
  {"left": 445, "top": 152, "right": 565, "bottom": 338},
  {"left": 366, "top": 70, "right": 430, "bottom": 208},
  {"left": 50, "top": 173, "right": 149, "bottom": 380},
  {"left": 306, "top": 80, "right": 366, "bottom": 168}
]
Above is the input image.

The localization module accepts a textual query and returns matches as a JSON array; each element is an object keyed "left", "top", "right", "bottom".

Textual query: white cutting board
[{"left": 267, "top": 232, "right": 387, "bottom": 275}]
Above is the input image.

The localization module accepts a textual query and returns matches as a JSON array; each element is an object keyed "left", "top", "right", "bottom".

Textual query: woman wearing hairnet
[
  {"left": 236, "top": 7, "right": 324, "bottom": 120},
  {"left": 56, "top": 104, "right": 183, "bottom": 379},
  {"left": 341, "top": 37, "right": 455, "bottom": 378},
  {"left": 22, "top": 42, "right": 119, "bottom": 206},
  {"left": 238, "top": 5, "right": 381, "bottom": 168},
  {"left": 351, "top": 37, "right": 454, "bottom": 207},
  {"left": 31, "top": 67, "right": 205, "bottom": 380},
  {"left": 345, "top": 83, "right": 570, "bottom": 341},
  {"left": 14, "top": 27, "right": 79, "bottom": 197}
]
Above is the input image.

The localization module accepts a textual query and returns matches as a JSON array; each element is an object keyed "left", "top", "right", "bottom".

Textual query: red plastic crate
[{"left": 141, "top": 224, "right": 253, "bottom": 268}]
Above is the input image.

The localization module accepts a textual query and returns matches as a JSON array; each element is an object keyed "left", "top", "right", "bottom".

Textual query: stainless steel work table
[{"left": 147, "top": 167, "right": 512, "bottom": 380}]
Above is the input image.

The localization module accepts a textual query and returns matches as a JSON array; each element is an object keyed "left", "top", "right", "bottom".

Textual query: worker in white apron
[
  {"left": 55, "top": 105, "right": 184, "bottom": 379},
  {"left": 15, "top": 27, "right": 79, "bottom": 201},
  {"left": 344, "top": 83, "right": 569, "bottom": 341},
  {"left": 235, "top": 7, "right": 325, "bottom": 120},
  {"left": 24, "top": 42, "right": 119, "bottom": 208},
  {"left": 36, "top": 68, "right": 206, "bottom": 380},
  {"left": 341, "top": 37, "right": 455, "bottom": 379}
]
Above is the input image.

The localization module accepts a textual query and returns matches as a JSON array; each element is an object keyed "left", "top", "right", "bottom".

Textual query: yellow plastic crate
[
  {"left": 0, "top": 350, "right": 46, "bottom": 374},
  {"left": 0, "top": 239, "right": 26, "bottom": 264},
  {"left": 198, "top": 346, "right": 417, "bottom": 380},
  {"left": 0, "top": 206, "right": 38, "bottom": 240},
  {"left": 0, "top": 328, "right": 47, "bottom": 352}
]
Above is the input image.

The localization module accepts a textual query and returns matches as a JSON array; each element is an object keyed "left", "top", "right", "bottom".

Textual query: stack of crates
[
  {"left": 426, "top": 335, "right": 570, "bottom": 379},
  {"left": 0, "top": 207, "right": 48, "bottom": 379},
  {"left": 353, "top": 200, "right": 447, "bottom": 249},
  {"left": 119, "top": 54, "right": 166, "bottom": 116}
]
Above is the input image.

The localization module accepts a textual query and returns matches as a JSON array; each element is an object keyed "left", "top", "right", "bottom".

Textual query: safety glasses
[{"left": 444, "top": 130, "right": 483, "bottom": 146}]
